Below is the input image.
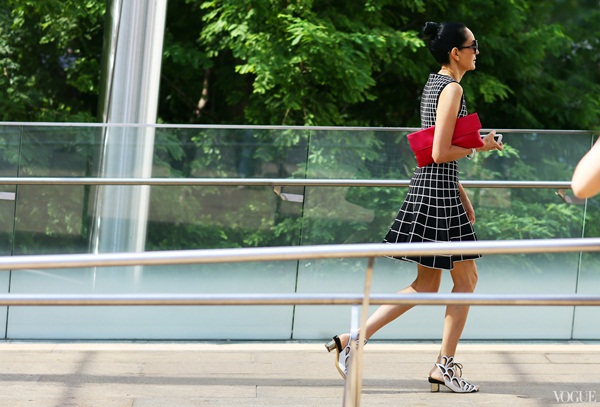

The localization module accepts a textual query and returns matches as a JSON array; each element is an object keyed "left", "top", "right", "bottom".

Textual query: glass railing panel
[
  {"left": 11, "top": 126, "right": 101, "bottom": 255},
  {"left": 572, "top": 135, "right": 600, "bottom": 340},
  {"left": 148, "top": 127, "right": 307, "bottom": 339},
  {"left": 0, "top": 126, "right": 20, "bottom": 253},
  {"left": 7, "top": 125, "right": 98, "bottom": 339},
  {"left": 0, "top": 126, "right": 21, "bottom": 338},
  {"left": 144, "top": 127, "right": 309, "bottom": 339}
]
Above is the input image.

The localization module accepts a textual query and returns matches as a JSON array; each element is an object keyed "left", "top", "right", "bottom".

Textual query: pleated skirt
[{"left": 382, "top": 161, "right": 481, "bottom": 270}]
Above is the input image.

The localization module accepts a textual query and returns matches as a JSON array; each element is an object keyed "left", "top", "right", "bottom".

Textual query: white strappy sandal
[
  {"left": 324, "top": 334, "right": 367, "bottom": 379},
  {"left": 428, "top": 355, "right": 479, "bottom": 393}
]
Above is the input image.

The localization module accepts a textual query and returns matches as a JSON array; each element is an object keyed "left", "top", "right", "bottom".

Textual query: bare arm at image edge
[{"left": 572, "top": 140, "right": 600, "bottom": 199}]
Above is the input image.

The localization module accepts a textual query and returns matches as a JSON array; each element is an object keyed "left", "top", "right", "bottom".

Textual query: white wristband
[{"left": 466, "top": 148, "right": 476, "bottom": 160}]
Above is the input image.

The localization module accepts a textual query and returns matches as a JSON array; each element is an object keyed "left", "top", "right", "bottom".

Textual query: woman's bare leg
[
  {"left": 430, "top": 259, "right": 478, "bottom": 378},
  {"left": 338, "top": 264, "right": 442, "bottom": 347}
]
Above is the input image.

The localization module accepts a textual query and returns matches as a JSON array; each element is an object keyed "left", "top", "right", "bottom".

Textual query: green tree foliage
[
  {"left": 1, "top": 0, "right": 598, "bottom": 128},
  {"left": 196, "top": 0, "right": 425, "bottom": 125},
  {"left": 0, "top": 0, "right": 104, "bottom": 121},
  {"left": 161, "top": 0, "right": 599, "bottom": 129}
]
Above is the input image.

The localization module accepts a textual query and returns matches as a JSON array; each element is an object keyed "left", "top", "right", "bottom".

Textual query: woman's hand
[
  {"left": 458, "top": 182, "right": 476, "bottom": 224},
  {"left": 478, "top": 130, "right": 503, "bottom": 152},
  {"left": 462, "top": 195, "right": 476, "bottom": 224}
]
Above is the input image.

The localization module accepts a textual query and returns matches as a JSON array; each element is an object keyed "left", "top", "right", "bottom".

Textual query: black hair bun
[{"left": 423, "top": 22, "right": 439, "bottom": 39}]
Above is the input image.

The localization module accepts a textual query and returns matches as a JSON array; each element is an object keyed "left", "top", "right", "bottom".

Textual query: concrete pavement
[{"left": 0, "top": 341, "right": 599, "bottom": 406}]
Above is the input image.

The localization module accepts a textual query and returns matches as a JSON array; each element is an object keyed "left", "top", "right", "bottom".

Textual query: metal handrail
[
  {"left": 0, "top": 293, "right": 599, "bottom": 306},
  {"left": 0, "top": 177, "right": 573, "bottom": 188},
  {"left": 2, "top": 239, "right": 598, "bottom": 307},
  {"left": 0, "top": 121, "right": 596, "bottom": 134},
  {"left": 1, "top": 238, "right": 600, "bottom": 270}
]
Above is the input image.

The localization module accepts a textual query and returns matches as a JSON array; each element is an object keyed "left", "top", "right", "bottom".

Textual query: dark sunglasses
[{"left": 457, "top": 40, "right": 478, "bottom": 53}]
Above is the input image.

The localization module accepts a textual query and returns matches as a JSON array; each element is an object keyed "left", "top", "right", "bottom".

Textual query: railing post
[
  {"left": 342, "top": 256, "right": 375, "bottom": 407},
  {"left": 342, "top": 306, "right": 360, "bottom": 406}
]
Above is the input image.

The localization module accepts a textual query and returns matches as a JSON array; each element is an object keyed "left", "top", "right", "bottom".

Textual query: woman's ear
[{"left": 451, "top": 48, "right": 460, "bottom": 61}]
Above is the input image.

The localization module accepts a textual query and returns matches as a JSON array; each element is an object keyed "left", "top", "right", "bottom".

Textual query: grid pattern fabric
[
  {"left": 420, "top": 74, "right": 468, "bottom": 127},
  {"left": 383, "top": 73, "right": 481, "bottom": 270}
]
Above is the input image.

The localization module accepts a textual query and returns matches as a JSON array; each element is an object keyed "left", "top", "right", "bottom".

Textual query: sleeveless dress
[{"left": 382, "top": 73, "right": 481, "bottom": 270}]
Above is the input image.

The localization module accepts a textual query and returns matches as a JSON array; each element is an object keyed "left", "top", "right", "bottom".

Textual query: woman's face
[{"left": 458, "top": 28, "right": 479, "bottom": 71}]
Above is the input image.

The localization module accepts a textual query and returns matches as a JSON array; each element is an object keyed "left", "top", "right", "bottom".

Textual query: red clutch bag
[{"left": 407, "top": 113, "right": 484, "bottom": 167}]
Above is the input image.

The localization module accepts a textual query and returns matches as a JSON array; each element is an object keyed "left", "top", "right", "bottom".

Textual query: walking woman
[{"left": 326, "top": 21, "right": 503, "bottom": 393}]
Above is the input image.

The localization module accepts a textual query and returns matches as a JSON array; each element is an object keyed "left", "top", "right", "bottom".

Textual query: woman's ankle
[{"left": 339, "top": 332, "right": 367, "bottom": 348}]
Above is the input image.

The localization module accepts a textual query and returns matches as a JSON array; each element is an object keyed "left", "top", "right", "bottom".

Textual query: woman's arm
[
  {"left": 572, "top": 140, "right": 600, "bottom": 198},
  {"left": 431, "top": 83, "right": 502, "bottom": 164},
  {"left": 431, "top": 83, "right": 470, "bottom": 164}
]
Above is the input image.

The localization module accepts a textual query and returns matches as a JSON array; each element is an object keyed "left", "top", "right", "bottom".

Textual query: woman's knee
[
  {"left": 451, "top": 261, "right": 478, "bottom": 292},
  {"left": 465, "top": 269, "right": 478, "bottom": 291},
  {"left": 413, "top": 279, "right": 441, "bottom": 292},
  {"left": 413, "top": 266, "right": 442, "bottom": 292}
]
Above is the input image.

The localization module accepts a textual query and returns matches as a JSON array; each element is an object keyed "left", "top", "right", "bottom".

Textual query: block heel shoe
[
  {"left": 427, "top": 355, "right": 479, "bottom": 393},
  {"left": 325, "top": 335, "right": 350, "bottom": 379}
]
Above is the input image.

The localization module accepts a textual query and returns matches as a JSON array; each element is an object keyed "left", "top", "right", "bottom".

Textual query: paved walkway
[{"left": 0, "top": 342, "right": 599, "bottom": 406}]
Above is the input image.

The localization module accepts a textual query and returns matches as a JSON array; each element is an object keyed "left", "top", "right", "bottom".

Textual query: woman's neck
[{"left": 438, "top": 65, "right": 464, "bottom": 82}]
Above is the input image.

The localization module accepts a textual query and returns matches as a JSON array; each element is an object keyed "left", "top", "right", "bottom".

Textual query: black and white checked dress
[{"left": 383, "top": 73, "right": 481, "bottom": 270}]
